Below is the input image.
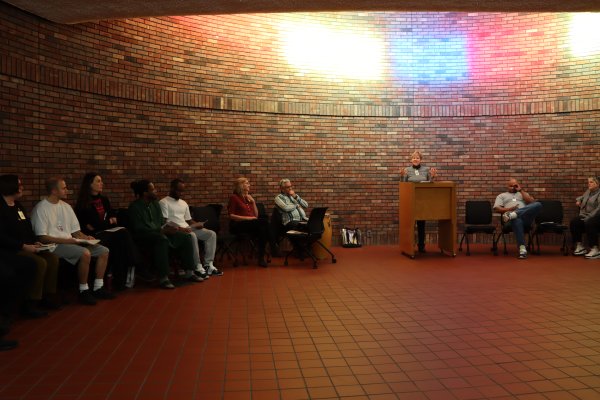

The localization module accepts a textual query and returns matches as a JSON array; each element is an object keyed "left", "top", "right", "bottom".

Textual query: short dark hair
[
  {"left": 45, "top": 177, "right": 64, "bottom": 194},
  {"left": 130, "top": 179, "right": 151, "bottom": 197},
  {"left": 170, "top": 178, "right": 184, "bottom": 191},
  {"left": 0, "top": 174, "right": 19, "bottom": 196}
]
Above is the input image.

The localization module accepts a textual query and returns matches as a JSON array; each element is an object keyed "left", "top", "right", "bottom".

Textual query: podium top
[{"left": 399, "top": 181, "right": 456, "bottom": 187}]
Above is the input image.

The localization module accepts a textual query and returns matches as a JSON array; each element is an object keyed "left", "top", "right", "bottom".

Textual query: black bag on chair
[{"left": 341, "top": 227, "right": 362, "bottom": 248}]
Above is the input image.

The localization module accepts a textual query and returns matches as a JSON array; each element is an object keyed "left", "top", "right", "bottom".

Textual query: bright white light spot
[
  {"left": 279, "top": 22, "right": 384, "bottom": 80},
  {"left": 570, "top": 13, "right": 600, "bottom": 57}
]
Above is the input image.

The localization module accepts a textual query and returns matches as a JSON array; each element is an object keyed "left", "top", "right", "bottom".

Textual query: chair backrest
[
  {"left": 307, "top": 207, "right": 328, "bottom": 235},
  {"left": 190, "top": 205, "right": 220, "bottom": 233},
  {"left": 465, "top": 200, "right": 492, "bottom": 225},
  {"left": 535, "top": 200, "right": 563, "bottom": 224},
  {"left": 271, "top": 206, "right": 282, "bottom": 225},
  {"left": 270, "top": 206, "right": 284, "bottom": 237},
  {"left": 116, "top": 208, "right": 131, "bottom": 230},
  {"left": 256, "top": 202, "right": 268, "bottom": 219}
]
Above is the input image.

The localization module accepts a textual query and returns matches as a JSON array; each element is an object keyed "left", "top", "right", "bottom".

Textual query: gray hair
[{"left": 279, "top": 178, "right": 291, "bottom": 189}]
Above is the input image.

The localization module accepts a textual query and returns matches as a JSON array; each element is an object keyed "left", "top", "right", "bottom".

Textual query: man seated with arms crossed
[
  {"left": 160, "top": 178, "right": 222, "bottom": 278},
  {"left": 493, "top": 178, "right": 543, "bottom": 259},
  {"left": 31, "top": 177, "right": 113, "bottom": 305},
  {"left": 275, "top": 179, "right": 309, "bottom": 232}
]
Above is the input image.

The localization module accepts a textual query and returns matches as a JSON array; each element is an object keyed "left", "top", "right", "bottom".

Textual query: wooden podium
[{"left": 399, "top": 181, "right": 457, "bottom": 258}]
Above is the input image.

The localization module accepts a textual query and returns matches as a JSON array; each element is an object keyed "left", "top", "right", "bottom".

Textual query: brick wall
[{"left": 1, "top": 2, "right": 599, "bottom": 245}]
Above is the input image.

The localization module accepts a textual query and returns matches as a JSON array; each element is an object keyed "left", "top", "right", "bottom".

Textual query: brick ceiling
[{"left": 3, "top": 0, "right": 600, "bottom": 24}]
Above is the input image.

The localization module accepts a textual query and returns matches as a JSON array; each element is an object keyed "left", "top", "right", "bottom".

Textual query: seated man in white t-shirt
[
  {"left": 159, "top": 179, "right": 222, "bottom": 277},
  {"left": 31, "top": 177, "right": 112, "bottom": 305}
]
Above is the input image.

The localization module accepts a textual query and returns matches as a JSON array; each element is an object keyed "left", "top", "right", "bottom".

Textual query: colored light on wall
[
  {"left": 570, "top": 13, "right": 600, "bottom": 57},
  {"left": 279, "top": 21, "right": 384, "bottom": 80},
  {"left": 391, "top": 34, "right": 469, "bottom": 83}
]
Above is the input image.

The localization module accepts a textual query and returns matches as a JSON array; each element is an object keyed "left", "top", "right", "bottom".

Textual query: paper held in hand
[
  {"left": 75, "top": 238, "right": 101, "bottom": 245},
  {"left": 36, "top": 243, "right": 57, "bottom": 252}
]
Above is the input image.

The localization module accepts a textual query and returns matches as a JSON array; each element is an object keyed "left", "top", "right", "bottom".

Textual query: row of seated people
[
  {"left": 489, "top": 176, "right": 600, "bottom": 259},
  {"left": 0, "top": 174, "right": 308, "bottom": 351}
]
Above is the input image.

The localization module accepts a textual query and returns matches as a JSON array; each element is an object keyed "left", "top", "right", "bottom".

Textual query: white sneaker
[
  {"left": 207, "top": 265, "right": 224, "bottom": 276},
  {"left": 194, "top": 265, "right": 209, "bottom": 279},
  {"left": 502, "top": 211, "right": 517, "bottom": 223},
  {"left": 585, "top": 246, "right": 600, "bottom": 259},
  {"left": 518, "top": 245, "right": 527, "bottom": 259},
  {"left": 573, "top": 243, "right": 587, "bottom": 256}
]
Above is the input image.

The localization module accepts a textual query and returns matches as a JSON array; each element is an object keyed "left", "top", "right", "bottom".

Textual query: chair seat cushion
[
  {"left": 286, "top": 230, "right": 308, "bottom": 236},
  {"left": 536, "top": 224, "right": 567, "bottom": 233}
]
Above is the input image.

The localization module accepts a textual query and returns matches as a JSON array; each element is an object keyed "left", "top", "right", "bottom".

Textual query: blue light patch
[{"left": 391, "top": 34, "right": 469, "bottom": 83}]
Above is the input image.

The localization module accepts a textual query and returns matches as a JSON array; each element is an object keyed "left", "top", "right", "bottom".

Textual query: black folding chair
[
  {"left": 494, "top": 215, "right": 533, "bottom": 255},
  {"left": 190, "top": 204, "right": 238, "bottom": 266},
  {"left": 284, "top": 207, "right": 336, "bottom": 269},
  {"left": 459, "top": 201, "right": 497, "bottom": 256},
  {"left": 531, "top": 200, "right": 569, "bottom": 255}
]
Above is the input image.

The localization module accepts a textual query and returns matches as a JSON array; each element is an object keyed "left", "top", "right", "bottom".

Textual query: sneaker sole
[{"left": 585, "top": 254, "right": 600, "bottom": 259}]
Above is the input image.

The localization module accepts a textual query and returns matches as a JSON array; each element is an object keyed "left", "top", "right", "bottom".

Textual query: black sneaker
[
  {"left": 194, "top": 269, "right": 209, "bottom": 279},
  {"left": 187, "top": 273, "right": 204, "bottom": 282},
  {"left": 207, "top": 266, "right": 224, "bottom": 276},
  {"left": 159, "top": 279, "right": 175, "bottom": 289},
  {"left": 20, "top": 307, "right": 48, "bottom": 319},
  {"left": 93, "top": 287, "right": 116, "bottom": 300},
  {"left": 39, "top": 297, "right": 61, "bottom": 310},
  {"left": 78, "top": 290, "right": 97, "bottom": 306},
  {"left": 0, "top": 339, "right": 18, "bottom": 352}
]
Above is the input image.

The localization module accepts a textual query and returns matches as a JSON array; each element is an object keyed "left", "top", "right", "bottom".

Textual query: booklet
[
  {"left": 102, "top": 226, "right": 124, "bottom": 233},
  {"left": 36, "top": 243, "right": 57, "bottom": 252},
  {"left": 161, "top": 221, "right": 180, "bottom": 229},
  {"left": 75, "top": 238, "right": 101, "bottom": 245}
]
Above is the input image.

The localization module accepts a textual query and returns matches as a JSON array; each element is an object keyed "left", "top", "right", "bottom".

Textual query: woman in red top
[{"left": 228, "top": 177, "right": 270, "bottom": 267}]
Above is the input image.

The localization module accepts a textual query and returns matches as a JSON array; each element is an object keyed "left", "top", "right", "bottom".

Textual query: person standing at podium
[{"left": 400, "top": 151, "right": 438, "bottom": 253}]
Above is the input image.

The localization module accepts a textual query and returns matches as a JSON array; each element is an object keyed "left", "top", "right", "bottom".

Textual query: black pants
[
  {"left": 570, "top": 215, "right": 600, "bottom": 248},
  {"left": 0, "top": 251, "right": 36, "bottom": 319},
  {"left": 416, "top": 220, "right": 426, "bottom": 250},
  {"left": 96, "top": 228, "right": 139, "bottom": 289},
  {"left": 230, "top": 218, "right": 274, "bottom": 259}
]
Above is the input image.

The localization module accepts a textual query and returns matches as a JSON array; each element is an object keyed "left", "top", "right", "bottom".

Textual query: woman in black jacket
[
  {"left": 0, "top": 174, "right": 59, "bottom": 315},
  {"left": 75, "top": 173, "right": 138, "bottom": 290}
]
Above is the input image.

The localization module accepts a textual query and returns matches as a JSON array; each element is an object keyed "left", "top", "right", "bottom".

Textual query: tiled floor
[{"left": 1, "top": 245, "right": 600, "bottom": 400}]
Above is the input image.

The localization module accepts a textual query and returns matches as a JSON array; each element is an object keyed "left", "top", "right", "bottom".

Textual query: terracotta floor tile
[{"left": 1, "top": 246, "right": 599, "bottom": 400}]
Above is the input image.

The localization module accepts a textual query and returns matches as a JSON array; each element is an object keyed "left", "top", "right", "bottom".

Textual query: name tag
[
  {"left": 17, "top": 210, "right": 26, "bottom": 220},
  {"left": 415, "top": 170, "right": 420, "bottom": 176}
]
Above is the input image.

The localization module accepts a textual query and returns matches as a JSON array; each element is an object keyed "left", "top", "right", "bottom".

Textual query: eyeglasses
[{"left": 283, "top": 186, "right": 293, "bottom": 189}]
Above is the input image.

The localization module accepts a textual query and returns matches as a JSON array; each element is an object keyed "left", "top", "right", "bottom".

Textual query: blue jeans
[{"left": 510, "top": 202, "right": 543, "bottom": 247}]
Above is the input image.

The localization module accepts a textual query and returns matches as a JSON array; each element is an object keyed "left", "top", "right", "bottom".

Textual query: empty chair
[
  {"left": 190, "top": 204, "right": 238, "bottom": 266},
  {"left": 284, "top": 207, "right": 336, "bottom": 269},
  {"left": 531, "top": 200, "right": 569, "bottom": 255},
  {"left": 459, "top": 200, "right": 497, "bottom": 256}
]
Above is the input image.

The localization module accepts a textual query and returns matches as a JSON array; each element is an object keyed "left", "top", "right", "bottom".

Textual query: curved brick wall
[{"left": 1, "top": 2, "right": 599, "bottom": 244}]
